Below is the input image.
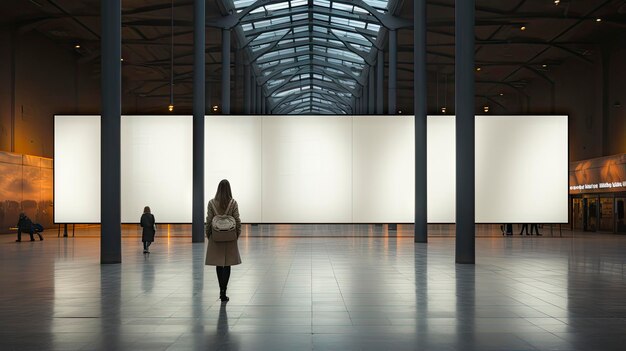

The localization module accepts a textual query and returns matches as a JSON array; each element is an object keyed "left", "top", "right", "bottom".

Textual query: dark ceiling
[{"left": 2, "top": 0, "right": 625, "bottom": 114}]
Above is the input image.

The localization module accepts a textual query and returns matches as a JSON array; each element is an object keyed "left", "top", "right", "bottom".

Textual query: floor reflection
[{"left": 1, "top": 230, "right": 626, "bottom": 350}]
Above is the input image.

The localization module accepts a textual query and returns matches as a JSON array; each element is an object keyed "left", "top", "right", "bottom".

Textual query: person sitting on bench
[{"left": 16, "top": 213, "right": 43, "bottom": 242}]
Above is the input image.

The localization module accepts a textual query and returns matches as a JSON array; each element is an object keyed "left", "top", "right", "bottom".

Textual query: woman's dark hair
[
  {"left": 214, "top": 179, "right": 233, "bottom": 213},
  {"left": 144, "top": 206, "right": 151, "bottom": 214}
]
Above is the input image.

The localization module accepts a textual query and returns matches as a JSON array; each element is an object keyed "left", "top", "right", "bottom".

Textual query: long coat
[
  {"left": 205, "top": 199, "right": 242, "bottom": 266},
  {"left": 140, "top": 213, "right": 156, "bottom": 242}
]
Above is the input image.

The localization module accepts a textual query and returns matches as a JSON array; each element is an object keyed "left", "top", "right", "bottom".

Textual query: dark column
[
  {"left": 261, "top": 91, "right": 266, "bottom": 115},
  {"left": 221, "top": 28, "right": 231, "bottom": 114},
  {"left": 368, "top": 66, "right": 375, "bottom": 114},
  {"left": 377, "top": 50, "right": 384, "bottom": 114},
  {"left": 192, "top": 0, "right": 205, "bottom": 243},
  {"left": 602, "top": 48, "right": 610, "bottom": 156},
  {"left": 388, "top": 29, "right": 397, "bottom": 115},
  {"left": 414, "top": 0, "right": 427, "bottom": 243},
  {"left": 251, "top": 75, "right": 256, "bottom": 114},
  {"left": 101, "top": 0, "right": 121, "bottom": 264},
  {"left": 256, "top": 83, "right": 262, "bottom": 114},
  {"left": 455, "top": 0, "right": 475, "bottom": 264},
  {"left": 244, "top": 65, "right": 251, "bottom": 114}
]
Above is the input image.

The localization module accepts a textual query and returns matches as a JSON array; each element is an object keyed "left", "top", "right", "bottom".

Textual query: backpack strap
[
  {"left": 210, "top": 200, "right": 220, "bottom": 215},
  {"left": 211, "top": 199, "right": 234, "bottom": 215},
  {"left": 224, "top": 199, "right": 234, "bottom": 215}
]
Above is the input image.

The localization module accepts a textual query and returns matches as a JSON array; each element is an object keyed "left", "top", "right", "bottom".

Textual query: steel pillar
[
  {"left": 101, "top": 0, "right": 121, "bottom": 264},
  {"left": 192, "top": 0, "right": 205, "bottom": 243},
  {"left": 455, "top": 0, "right": 475, "bottom": 264},
  {"left": 221, "top": 28, "right": 230, "bottom": 114},
  {"left": 388, "top": 29, "right": 397, "bottom": 115}
]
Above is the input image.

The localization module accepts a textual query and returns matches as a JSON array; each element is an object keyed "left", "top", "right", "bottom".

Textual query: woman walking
[
  {"left": 140, "top": 206, "right": 156, "bottom": 253},
  {"left": 206, "top": 179, "right": 242, "bottom": 302}
]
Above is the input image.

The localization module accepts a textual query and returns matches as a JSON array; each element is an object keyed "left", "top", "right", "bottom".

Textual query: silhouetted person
[
  {"left": 140, "top": 206, "right": 156, "bottom": 253},
  {"left": 519, "top": 223, "right": 529, "bottom": 235},
  {"left": 501, "top": 224, "right": 513, "bottom": 235},
  {"left": 16, "top": 213, "right": 42, "bottom": 242},
  {"left": 530, "top": 223, "right": 541, "bottom": 236},
  {"left": 206, "top": 179, "right": 242, "bottom": 302}
]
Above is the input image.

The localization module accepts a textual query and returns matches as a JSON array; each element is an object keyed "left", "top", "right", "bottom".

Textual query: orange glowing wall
[{"left": 0, "top": 151, "right": 53, "bottom": 232}]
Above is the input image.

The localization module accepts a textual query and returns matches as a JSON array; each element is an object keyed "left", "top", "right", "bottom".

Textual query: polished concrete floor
[{"left": 1, "top": 226, "right": 625, "bottom": 350}]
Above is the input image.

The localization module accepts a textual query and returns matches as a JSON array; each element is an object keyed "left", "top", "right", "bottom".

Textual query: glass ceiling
[{"left": 225, "top": 0, "right": 392, "bottom": 115}]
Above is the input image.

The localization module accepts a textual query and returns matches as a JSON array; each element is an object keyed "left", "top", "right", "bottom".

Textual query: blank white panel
[
  {"left": 205, "top": 116, "right": 262, "bottom": 223},
  {"left": 54, "top": 115, "right": 101, "bottom": 223},
  {"left": 427, "top": 116, "right": 456, "bottom": 223},
  {"left": 121, "top": 116, "right": 192, "bottom": 223},
  {"left": 475, "top": 116, "right": 568, "bottom": 223},
  {"left": 352, "top": 116, "right": 414, "bottom": 223},
  {"left": 262, "top": 117, "right": 352, "bottom": 222}
]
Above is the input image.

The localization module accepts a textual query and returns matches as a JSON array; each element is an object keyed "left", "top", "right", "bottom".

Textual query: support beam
[
  {"left": 256, "top": 84, "right": 262, "bottom": 114},
  {"left": 455, "top": 0, "right": 475, "bottom": 264},
  {"left": 192, "top": 0, "right": 205, "bottom": 243},
  {"left": 101, "top": 0, "right": 121, "bottom": 264},
  {"left": 221, "top": 28, "right": 231, "bottom": 114},
  {"left": 251, "top": 75, "right": 256, "bottom": 114},
  {"left": 388, "top": 29, "right": 397, "bottom": 115},
  {"left": 414, "top": 0, "right": 427, "bottom": 244},
  {"left": 244, "top": 65, "right": 251, "bottom": 114},
  {"left": 368, "top": 66, "right": 375, "bottom": 114},
  {"left": 377, "top": 50, "right": 384, "bottom": 114}
]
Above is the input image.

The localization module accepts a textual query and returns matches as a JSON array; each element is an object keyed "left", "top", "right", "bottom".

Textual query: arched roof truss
[{"left": 225, "top": 0, "right": 394, "bottom": 114}]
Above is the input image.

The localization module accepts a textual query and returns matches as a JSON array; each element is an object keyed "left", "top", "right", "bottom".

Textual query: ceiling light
[
  {"left": 596, "top": 18, "right": 602, "bottom": 22},
  {"left": 120, "top": 58, "right": 124, "bottom": 62},
  {"left": 441, "top": 107, "right": 447, "bottom": 114},
  {"left": 542, "top": 64, "right": 547, "bottom": 68},
  {"left": 499, "top": 93, "right": 504, "bottom": 96},
  {"left": 74, "top": 44, "right": 81, "bottom": 49},
  {"left": 168, "top": 104, "right": 174, "bottom": 112},
  {"left": 554, "top": 0, "right": 560, "bottom": 4},
  {"left": 483, "top": 106, "right": 490, "bottom": 113},
  {"left": 520, "top": 26, "right": 527, "bottom": 31},
  {"left": 476, "top": 67, "right": 482, "bottom": 72}
]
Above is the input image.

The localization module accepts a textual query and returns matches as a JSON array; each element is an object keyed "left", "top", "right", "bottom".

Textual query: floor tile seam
[{"left": 323, "top": 242, "right": 347, "bottom": 317}]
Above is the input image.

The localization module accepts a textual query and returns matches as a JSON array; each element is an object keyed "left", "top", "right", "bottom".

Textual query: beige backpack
[{"left": 210, "top": 199, "right": 237, "bottom": 242}]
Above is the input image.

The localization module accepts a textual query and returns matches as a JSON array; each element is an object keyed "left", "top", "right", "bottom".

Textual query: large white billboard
[
  {"left": 121, "top": 116, "right": 192, "bottom": 223},
  {"left": 204, "top": 116, "right": 262, "bottom": 223},
  {"left": 475, "top": 116, "right": 568, "bottom": 223},
  {"left": 55, "top": 115, "right": 567, "bottom": 224},
  {"left": 54, "top": 116, "right": 101, "bottom": 223},
  {"left": 55, "top": 115, "right": 192, "bottom": 223}
]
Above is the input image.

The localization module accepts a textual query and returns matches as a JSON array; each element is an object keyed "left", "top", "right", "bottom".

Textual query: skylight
[{"left": 227, "top": 0, "right": 391, "bottom": 114}]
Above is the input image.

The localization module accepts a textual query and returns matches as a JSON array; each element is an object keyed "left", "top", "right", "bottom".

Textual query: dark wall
[
  {"left": 0, "top": 28, "right": 101, "bottom": 158},
  {"left": 492, "top": 45, "right": 625, "bottom": 162}
]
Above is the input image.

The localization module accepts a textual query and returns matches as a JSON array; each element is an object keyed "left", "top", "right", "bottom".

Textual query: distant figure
[
  {"left": 501, "top": 224, "right": 513, "bottom": 235},
  {"left": 519, "top": 223, "right": 529, "bottom": 235},
  {"left": 206, "top": 179, "right": 242, "bottom": 302},
  {"left": 16, "top": 213, "right": 43, "bottom": 242},
  {"left": 530, "top": 223, "right": 541, "bottom": 236},
  {"left": 140, "top": 206, "right": 156, "bottom": 253}
]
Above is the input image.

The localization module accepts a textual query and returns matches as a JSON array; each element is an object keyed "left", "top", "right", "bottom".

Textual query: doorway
[
  {"left": 585, "top": 197, "right": 598, "bottom": 232},
  {"left": 599, "top": 197, "right": 614, "bottom": 232}
]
